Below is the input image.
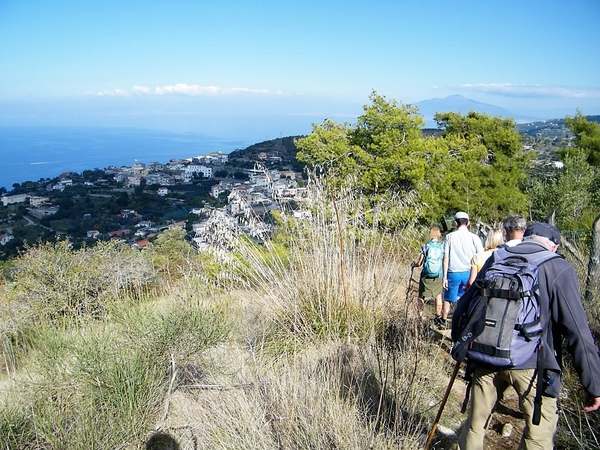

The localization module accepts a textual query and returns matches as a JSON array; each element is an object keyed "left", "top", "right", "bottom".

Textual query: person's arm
[
  {"left": 551, "top": 262, "right": 600, "bottom": 404},
  {"left": 465, "top": 265, "right": 477, "bottom": 290},
  {"left": 442, "top": 249, "right": 449, "bottom": 290},
  {"left": 412, "top": 253, "right": 425, "bottom": 268}
]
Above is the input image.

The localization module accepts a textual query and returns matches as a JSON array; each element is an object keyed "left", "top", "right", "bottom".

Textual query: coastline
[{"left": 0, "top": 126, "right": 244, "bottom": 190}]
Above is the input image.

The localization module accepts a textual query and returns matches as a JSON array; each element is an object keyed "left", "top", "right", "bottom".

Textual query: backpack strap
[
  {"left": 532, "top": 317, "right": 552, "bottom": 426},
  {"left": 461, "top": 361, "right": 476, "bottom": 414}
]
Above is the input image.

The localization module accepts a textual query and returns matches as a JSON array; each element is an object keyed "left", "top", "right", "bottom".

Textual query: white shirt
[{"left": 443, "top": 226, "right": 484, "bottom": 272}]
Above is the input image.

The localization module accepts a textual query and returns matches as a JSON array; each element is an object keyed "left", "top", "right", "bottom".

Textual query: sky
[{"left": 1, "top": 0, "right": 599, "bottom": 143}]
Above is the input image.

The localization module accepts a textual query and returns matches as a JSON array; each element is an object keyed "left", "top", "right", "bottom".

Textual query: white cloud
[
  {"left": 458, "top": 83, "right": 600, "bottom": 99},
  {"left": 132, "top": 85, "right": 152, "bottom": 94},
  {"left": 93, "top": 83, "right": 284, "bottom": 98},
  {"left": 153, "top": 84, "right": 273, "bottom": 96},
  {"left": 96, "top": 88, "right": 129, "bottom": 97}
]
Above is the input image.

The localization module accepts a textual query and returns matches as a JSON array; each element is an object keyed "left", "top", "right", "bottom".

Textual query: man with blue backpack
[
  {"left": 451, "top": 222, "right": 600, "bottom": 449},
  {"left": 412, "top": 226, "right": 444, "bottom": 326}
]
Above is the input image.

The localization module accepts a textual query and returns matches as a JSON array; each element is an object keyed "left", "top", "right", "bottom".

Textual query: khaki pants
[{"left": 458, "top": 367, "right": 558, "bottom": 450}]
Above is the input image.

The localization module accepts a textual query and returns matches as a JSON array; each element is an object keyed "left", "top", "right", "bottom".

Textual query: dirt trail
[{"left": 424, "top": 316, "right": 527, "bottom": 449}]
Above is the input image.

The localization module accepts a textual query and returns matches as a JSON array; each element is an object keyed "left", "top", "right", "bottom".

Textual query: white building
[
  {"left": 0, "top": 234, "right": 14, "bottom": 245},
  {"left": 1, "top": 193, "right": 29, "bottom": 207},
  {"left": 211, "top": 183, "right": 225, "bottom": 198},
  {"left": 185, "top": 164, "right": 213, "bottom": 178},
  {"left": 29, "top": 196, "right": 51, "bottom": 207}
]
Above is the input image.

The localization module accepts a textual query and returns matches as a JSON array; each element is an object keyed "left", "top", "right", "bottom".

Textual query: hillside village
[
  {"left": 1, "top": 115, "right": 594, "bottom": 261},
  {"left": 0, "top": 137, "right": 307, "bottom": 259}
]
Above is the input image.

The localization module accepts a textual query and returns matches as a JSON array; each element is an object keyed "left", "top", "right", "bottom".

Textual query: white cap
[{"left": 454, "top": 211, "right": 469, "bottom": 220}]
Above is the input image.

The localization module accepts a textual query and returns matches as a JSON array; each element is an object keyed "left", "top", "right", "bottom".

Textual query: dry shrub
[
  {"left": 3, "top": 239, "right": 156, "bottom": 326},
  {"left": 228, "top": 170, "right": 422, "bottom": 347},
  {"left": 0, "top": 294, "right": 234, "bottom": 449},
  {"left": 161, "top": 340, "right": 442, "bottom": 449}
]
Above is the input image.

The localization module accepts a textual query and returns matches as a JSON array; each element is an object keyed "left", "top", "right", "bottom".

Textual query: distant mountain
[{"left": 415, "top": 95, "right": 541, "bottom": 126}]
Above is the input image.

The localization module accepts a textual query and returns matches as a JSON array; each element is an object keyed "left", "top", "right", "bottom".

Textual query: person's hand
[
  {"left": 582, "top": 392, "right": 600, "bottom": 412},
  {"left": 442, "top": 278, "right": 448, "bottom": 290}
]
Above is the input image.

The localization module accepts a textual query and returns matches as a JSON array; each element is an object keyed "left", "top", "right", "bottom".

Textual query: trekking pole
[
  {"left": 424, "top": 361, "right": 461, "bottom": 450},
  {"left": 406, "top": 263, "right": 421, "bottom": 348},
  {"left": 405, "top": 263, "right": 416, "bottom": 299}
]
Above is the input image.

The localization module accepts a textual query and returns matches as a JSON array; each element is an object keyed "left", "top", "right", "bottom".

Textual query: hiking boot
[{"left": 433, "top": 315, "right": 445, "bottom": 328}]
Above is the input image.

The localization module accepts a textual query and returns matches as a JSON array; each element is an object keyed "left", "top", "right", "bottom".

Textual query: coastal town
[{"left": 0, "top": 137, "right": 308, "bottom": 259}]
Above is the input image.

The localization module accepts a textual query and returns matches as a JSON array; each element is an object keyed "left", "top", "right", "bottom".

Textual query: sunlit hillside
[{"left": 1, "top": 101, "right": 599, "bottom": 449}]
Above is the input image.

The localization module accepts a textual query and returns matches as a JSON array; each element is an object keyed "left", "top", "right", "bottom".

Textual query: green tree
[
  {"left": 430, "top": 111, "right": 533, "bottom": 221},
  {"left": 561, "top": 111, "right": 600, "bottom": 166},
  {"left": 297, "top": 92, "right": 426, "bottom": 195},
  {"left": 233, "top": 171, "right": 249, "bottom": 181},
  {"left": 528, "top": 153, "right": 599, "bottom": 232},
  {"left": 296, "top": 119, "right": 359, "bottom": 181},
  {"left": 296, "top": 93, "right": 532, "bottom": 225}
]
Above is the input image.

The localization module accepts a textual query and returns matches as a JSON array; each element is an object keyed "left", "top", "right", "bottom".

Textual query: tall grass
[
  {"left": 0, "top": 292, "right": 233, "bottom": 449},
  {"left": 144, "top": 169, "right": 458, "bottom": 448},
  {"left": 227, "top": 171, "right": 423, "bottom": 348}
]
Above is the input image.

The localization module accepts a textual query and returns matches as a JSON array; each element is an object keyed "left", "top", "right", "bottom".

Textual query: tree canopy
[
  {"left": 528, "top": 113, "right": 600, "bottom": 234},
  {"left": 296, "top": 92, "right": 533, "bottom": 225},
  {"left": 560, "top": 111, "right": 600, "bottom": 166}
]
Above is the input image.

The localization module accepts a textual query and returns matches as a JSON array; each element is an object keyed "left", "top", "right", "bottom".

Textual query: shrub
[
  {"left": 3, "top": 239, "right": 157, "bottom": 325},
  {"left": 0, "top": 295, "right": 233, "bottom": 449},
  {"left": 227, "top": 171, "right": 422, "bottom": 347}
]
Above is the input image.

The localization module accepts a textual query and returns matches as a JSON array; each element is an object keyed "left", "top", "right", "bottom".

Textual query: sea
[{"left": 0, "top": 126, "right": 248, "bottom": 191}]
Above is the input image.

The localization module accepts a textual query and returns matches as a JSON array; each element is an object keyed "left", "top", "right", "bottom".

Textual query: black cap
[{"left": 524, "top": 222, "right": 561, "bottom": 245}]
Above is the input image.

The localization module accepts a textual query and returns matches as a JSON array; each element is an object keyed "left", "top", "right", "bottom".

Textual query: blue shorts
[{"left": 444, "top": 271, "right": 470, "bottom": 302}]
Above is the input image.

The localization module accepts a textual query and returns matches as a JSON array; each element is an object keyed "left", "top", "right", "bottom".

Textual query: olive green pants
[{"left": 458, "top": 367, "right": 558, "bottom": 450}]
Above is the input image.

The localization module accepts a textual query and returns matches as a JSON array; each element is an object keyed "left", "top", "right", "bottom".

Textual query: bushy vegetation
[
  {"left": 0, "top": 169, "right": 451, "bottom": 449},
  {"left": 1, "top": 95, "right": 599, "bottom": 449},
  {"left": 296, "top": 92, "right": 534, "bottom": 225}
]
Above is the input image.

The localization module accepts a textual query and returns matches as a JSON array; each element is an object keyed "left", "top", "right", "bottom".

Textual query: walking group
[{"left": 416, "top": 212, "right": 600, "bottom": 449}]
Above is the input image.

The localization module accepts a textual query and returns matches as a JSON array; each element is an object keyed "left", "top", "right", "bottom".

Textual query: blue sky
[{"left": 1, "top": 0, "right": 599, "bottom": 142}]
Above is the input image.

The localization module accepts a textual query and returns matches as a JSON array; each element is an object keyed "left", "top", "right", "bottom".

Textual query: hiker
[
  {"left": 453, "top": 222, "right": 600, "bottom": 449},
  {"left": 465, "top": 228, "right": 503, "bottom": 289},
  {"left": 501, "top": 214, "right": 527, "bottom": 247},
  {"left": 441, "top": 212, "right": 484, "bottom": 324},
  {"left": 412, "top": 226, "right": 444, "bottom": 325}
]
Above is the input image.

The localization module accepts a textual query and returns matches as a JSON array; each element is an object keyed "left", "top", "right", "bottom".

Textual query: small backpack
[
  {"left": 451, "top": 247, "right": 559, "bottom": 368},
  {"left": 423, "top": 240, "right": 443, "bottom": 278}
]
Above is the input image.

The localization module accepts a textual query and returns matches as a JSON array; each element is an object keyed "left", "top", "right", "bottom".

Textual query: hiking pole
[
  {"left": 406, "top": 262, "right": 416, "bottom": 299},
  {"left": 406, "top": 263, "right": 421, "bottom": 348},
  {"left": 424, "top": 361, "right": 461, "bottom": 450}
]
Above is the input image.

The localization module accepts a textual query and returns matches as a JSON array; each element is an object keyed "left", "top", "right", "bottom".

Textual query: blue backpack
[{"left": 423, "top": 240, "right": 443, "bottom": 278}]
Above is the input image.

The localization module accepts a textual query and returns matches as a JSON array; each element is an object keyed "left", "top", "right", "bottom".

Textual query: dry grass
[
  {"left": 3, "top": 168, "right": 598, "bottom": 449},
  {"left": 137, "top": 172, "right": 456, "bottom": 449},
  {"left": 153, "top": 331, "right": 454, "bottom": 450}
]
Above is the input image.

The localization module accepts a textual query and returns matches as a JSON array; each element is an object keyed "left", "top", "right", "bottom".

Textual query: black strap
[
  {"left": 532, "top": 318, "right": 552, "bottom": 426},
  {"left": 461, "top": 382, "right": 471, "bottom": 414},
  {"left": 461, "top": 362, "right": 475, "bottom": 414}
]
